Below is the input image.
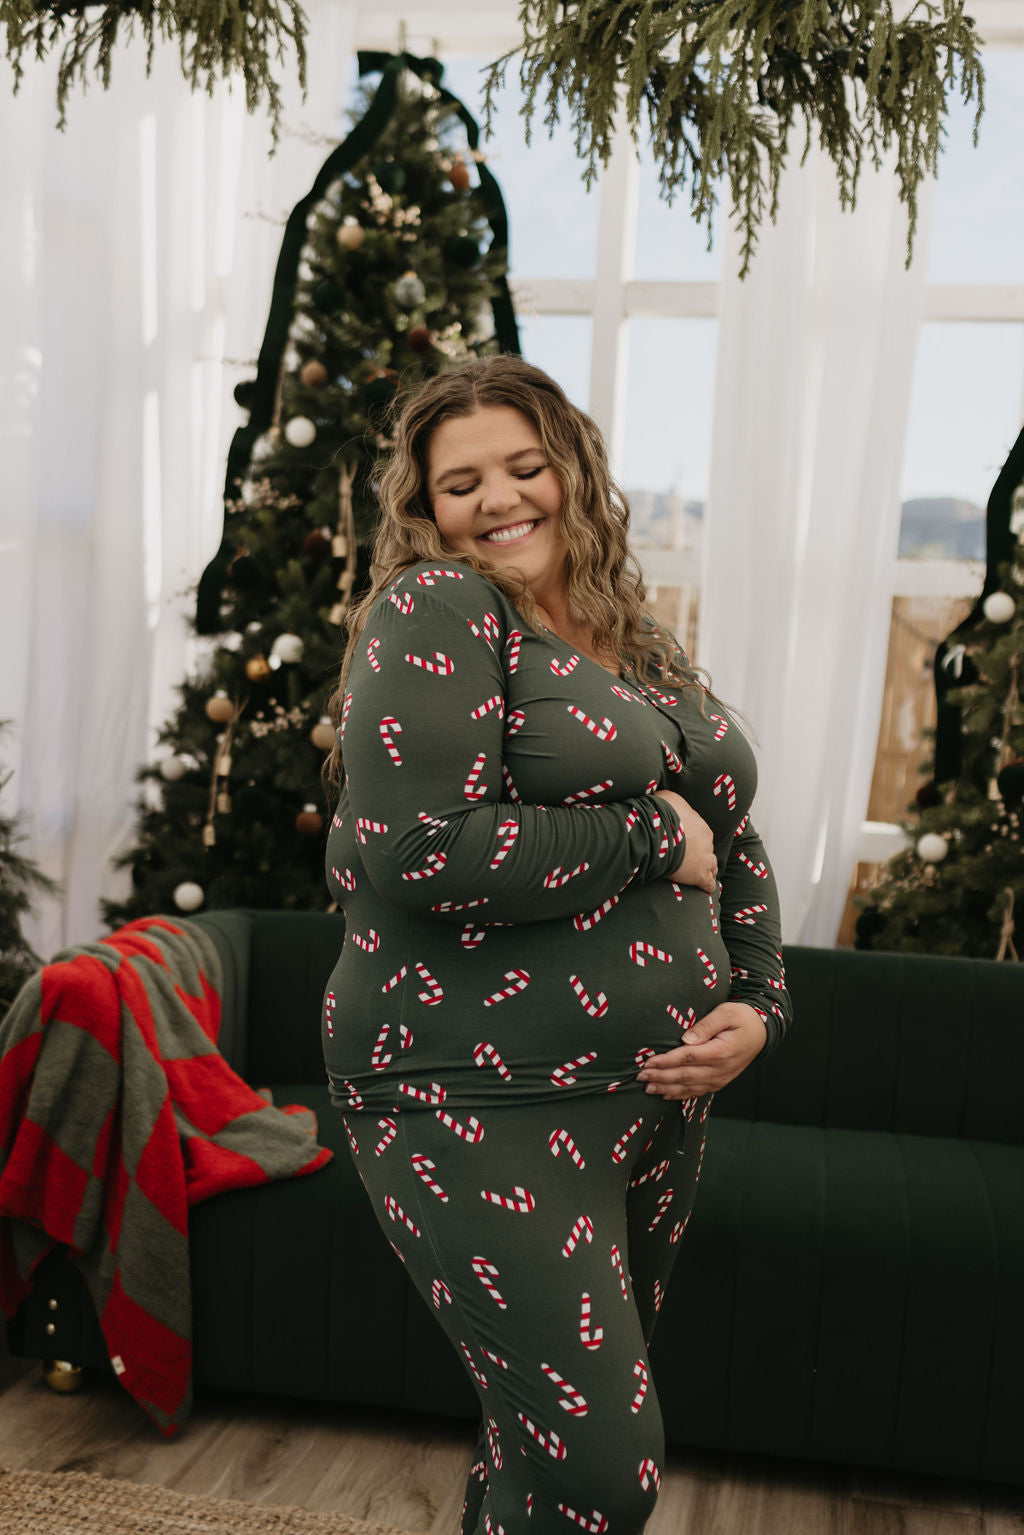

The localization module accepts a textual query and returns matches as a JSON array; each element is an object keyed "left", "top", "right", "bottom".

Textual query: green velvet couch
[{"left": 8, "top": 909, "right": 1024, "bottom": 1486}]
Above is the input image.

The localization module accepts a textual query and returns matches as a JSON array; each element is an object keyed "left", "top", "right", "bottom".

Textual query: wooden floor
[{"left": 1, "top": 1346, "right": 1020, "bottom": 1533}]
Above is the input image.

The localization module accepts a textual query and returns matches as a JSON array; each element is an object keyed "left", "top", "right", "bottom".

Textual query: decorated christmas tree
[
  {"left": 103, "top": 52, "right": 519, "bottom": 926},
  {"left": 856, "top": 477, "right": 1024, "bottom": 959},
  {"left": 0, "top": 723, "right": 60, "bottom": 1012}
]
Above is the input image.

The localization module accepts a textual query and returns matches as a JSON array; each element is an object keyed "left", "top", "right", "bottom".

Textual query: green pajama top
[{"left": 322, "top": 559, "right": 791, "bottom": 1112}]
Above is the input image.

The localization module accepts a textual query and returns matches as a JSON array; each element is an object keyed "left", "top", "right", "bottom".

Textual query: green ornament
[
  {"left": 374, "top": 160, "right": 406, "bottom": 195},
  {"left": 444, "top": 235, "right": 480, "bottom": 269},
  {"left": 313, "top": 279, "right": 346, "bottom": 314},
  {"left": 364, "top": 371, "right": 398, "bottom": 406}
]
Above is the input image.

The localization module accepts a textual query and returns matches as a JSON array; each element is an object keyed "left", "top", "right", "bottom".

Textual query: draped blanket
[{"left": 0, "top": 916, "right": 332, "bottom": 1436}]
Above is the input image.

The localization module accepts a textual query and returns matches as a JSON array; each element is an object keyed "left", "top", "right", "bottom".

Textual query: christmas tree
[
  {"left": 856, "top": 482, "right": 1024, "bottom": 960},
  {"left": 0, "top": 723, "right": 61, "bottom": 1012},
  {"left": 103, "top": 53, "right": 519, "bottom": 926}
]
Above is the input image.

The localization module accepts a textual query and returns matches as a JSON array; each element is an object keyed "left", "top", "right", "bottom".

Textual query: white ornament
[
  {"left": 916, "top": 832, "right": 949, "bottom": 864},
  {"left": 173, "top": 881, "right": 205, "bottom": 912},
  {"left": 284, "top": 416, "right": 317, "bottom": 448},
  {"left": 159, "top": 755, "right": 187, "bottom": 782},
  {"left": 982, "top": 591, "right": 1015, "bottom": 625},
  {"left": 271, "top": 632, "right": 305, "bottom": 664}
]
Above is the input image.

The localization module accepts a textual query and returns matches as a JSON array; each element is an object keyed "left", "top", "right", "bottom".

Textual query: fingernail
[{"left": 637, "top": 1073, "right": 649, "bottom": 1081}]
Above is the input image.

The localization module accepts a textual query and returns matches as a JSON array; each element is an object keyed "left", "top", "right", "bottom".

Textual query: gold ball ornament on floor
[
  {"left": 205, "top": 691, "right": 235, "bottom": 723},
  {"left": 295, "top": 803, "right": 324, "bottom": 835},
  {"left": 982, "top": 591, "right": 1016, "bottom": 624},
  {"left": 299, "top": 359, "right": 329, "bottom": 388},
  {"left": 310, "top": 716, "right": 335, "bottom": 751},
  {"left": 284, "top": 415, "right": 317, "bottom": 448},
  {"left": 43, "top": 1360, "right": 87, "bottom": 1394},
  {"left": 916, "top": 832, "right": 950, "bottom": 863},
  {"left": 173, "top": 881, "right": 205, "bottom": 912},
  {"left": 336, "top": 219, "right": 365, "bottom": 250},
  {"left": 245, "top": 654, "right": 272, "bottom": 682}
]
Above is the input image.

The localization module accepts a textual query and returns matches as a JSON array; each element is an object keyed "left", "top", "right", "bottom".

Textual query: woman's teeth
[{"left": 482, "top": 520, "right": 538, "bottom": 545}]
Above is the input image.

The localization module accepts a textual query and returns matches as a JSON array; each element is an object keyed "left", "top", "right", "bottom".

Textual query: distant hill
[{"left": 898, "top": 497, "right": 985, "bottom": 560}]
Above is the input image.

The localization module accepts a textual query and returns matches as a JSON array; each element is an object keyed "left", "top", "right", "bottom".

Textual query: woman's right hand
[{"left": 655, "top": 790, "right": 718, "bottom": 894}]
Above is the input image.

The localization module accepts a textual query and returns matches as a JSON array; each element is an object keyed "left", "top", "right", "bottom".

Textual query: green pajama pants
[{"left": 342, "top": 1082, "right": 712, "bottom": 1534}]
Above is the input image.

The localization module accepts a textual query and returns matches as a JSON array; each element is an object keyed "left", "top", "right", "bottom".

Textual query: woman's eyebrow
[{"left": 433, "top": 448, "right": 544, "bottom": 489}]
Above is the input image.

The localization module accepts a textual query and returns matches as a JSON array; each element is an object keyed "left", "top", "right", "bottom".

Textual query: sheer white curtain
[
  {"left": 699, "top": 139, "right": 934, "bottom": 947},
  {"left": 0, "top": 1, "right": 358, "bottom": 959}
]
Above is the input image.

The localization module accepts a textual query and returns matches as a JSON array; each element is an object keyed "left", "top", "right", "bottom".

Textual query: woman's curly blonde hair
[{"left": 323, "top": 354, "right": 715, "bottom": 789}]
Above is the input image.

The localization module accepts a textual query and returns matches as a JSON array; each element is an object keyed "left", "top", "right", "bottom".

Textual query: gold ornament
[
  {"left": 449, "top": 156, "right": 471, "bottom": 191},
  {"left": 310, "top": 716, "right": 336, "bottom": 751},
  {"left": 300, "top": 359, "right": 329, "bottom": 388},
  {"left": 205, "top": 691, "right": 235, "bottom": 723},
  {"left": 336, "top": 221, "right": 365, "bottom": 251},
  {"left": 246, "top": 654, "right": 272, "bottom": 682}
]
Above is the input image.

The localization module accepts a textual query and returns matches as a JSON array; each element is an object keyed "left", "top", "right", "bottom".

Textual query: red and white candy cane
[
  {"left": 653, "top": 1279, "right": 664, "bottom": 1313},
  {"left": 713, "top": 772, "right": 737, "bottom": 810},
  {"left": 411, "top": 1152, "right": 449, "bottom": 1202},
  {"left": 339, "top": 692, "right": 354, "bottom": 739},
  {"left": 549, "top": 1128, "right": 586, "bottom": 1169},
  {"left": 431, "top": 896, "right": 489, "bottom": 913},
  {"left": 331, "top": 811, "right": 343, "bottom": 830},
  {"left": 388, "top": 590, "right": 415, "bottom": 615},
  {"left": 385, "top": 1195, "right": 420, "bottom": 1237},
  {"left": 734, "top": 811, "right": 750, "bottom": 837},
  {"left": 414, "top": 961, "right": 444, "bottom": 1005},
  {"left": 501, "top": 762, "right": 522, "bottom": 803},
  {"left": 490, "top": 819, "right": 519, "bottom": 868},
  {"left": 611, "top": 1244, "right": 629, "bottom": 1300},
  {"left": 647, "top": 1188, "right": 675, "bottom": 1230},
  {"left": 731, "top": 964, "right": 750, "bottom": 981},
  {"left": 638, "top": 1457, "right": 661, "bottom": 1492},
  {"left": 366, "top": 637, "right": 382, "bottom": 672},
  {"left": 474, "top": 1040, "right": 512, "bottom": 1081},
  {"left": 461, "top": 923, "right": 486, "bottom": 950},
  {"left": 611, "top": 1116, "right": 644, "bottom": 1164},
  {"left": 351, "top": 927, "right": 380, "bottom": 954},
  {"left": 435, "top": 1108, "right": 484, "bottom": 1143},
  {"left": 324, "top": 990, "right": 336, "bottom": 1038},
  {"left": 381, "top": 965, "right": 408, "bottom": 994},
  {"left": 417, "top": 810, "right": 449, "bottom": 837},
  {"left": 579, "top": 1291, "right": 603, "bottom": 1349},
  {"left": 550, "top": 654, "right": 579, "bottom": 676},
  {"left": 551, "top": 1052, "right": 597, "bottom": 1087},
  {"left": 464, "top": 750, "right": 488, "bottom": 800},
  {"left": 562, "top": 1214, "right": 594, "bottom": 1257},
  {"left": 572, "top": 893, "right": 620, "bottom": 932},
  {"left": 483, "top": 969, "right": 530, "bottom": 1007},
  {"left": 643, "top": 685, "right": 678, "bottom": 706},
  {"left": 626, "top": 1363, "right": 647, "bottom": 1406},
  {"left": 736, "top": 850, "right": 768, "bottom": 877},
  {"left": 610, "top": 684, "right": 644, "bottom": 705},
  {"left": 630, "top": 1159, "right": 670, "bottom": 1189},
  {"left": 471, "top": 693, "right": 505, "bottom": 721},
  {"left": 541, "top": 1362, "right": 588, "bottom": 1416},
  {"left": 733, "top": 903, "right": 769, "bottom": 925},
  {"left": 471, "top": 1255, "right": 507, "bottom": 1309},
  {"left": 356, "top": 817, "right": 388, "bottom": 844},
  {"left": 504, "top": 629, "right": 523, "bottom": 672},
  {"left": 417, "top": 567, "right": 464, "bottom": 586},
  {"left": 661, "top": 740, "right": 683, "bottom": 775},
  {"left": 486, "top": 1416, "right": 502, "bottom": 1470},
  {"left": 480, "top": 1184, "right": 536, "bottom": 1213},
  {"left": 697, "top": 947, "right": 719, "bottom": 987},
  {"left": 343, "top": 1120, "right": 358, "bottom": 1156},
  {"left": 768, "top": 974, "right": 787, "bottom": 991},
  {"left": 629, "top": 940, "right": 672, "bottom": 967},
  {"left": 563, "top": 780, "right": 614, "bottom": 805},
  {"left": 568, "top": 974, "right": 608, "bottom": 1018},
  {"left": 667, "top": 1002, "right": 697, "bottom": 1032},
  {"left": 404, "top": 650, "right": 454, "bottom": 675},
  {"left": 397, "top": 1080, "right": 447, "bottom": 1106},
  {"left": 635, "top": 1046, "right": 656, "bottom": 1069},
  {"left": 432, "top": 1278, "right": 452, "bottom": 1309},
  {"left": 708, "top": 891, "right": 720, "bottom": 933},
  {"left": 375, "top": 1117, "right": 397, "bottom": 1156},
  {"left": 459, "top": 1340, "right": 488, "bottom": 1389},
  {"left": 331, "top": 865, "right": 356, "bottom": 892},
  {"left": 544, "top": 861, "right": 590, "bottom": 889},
  {"left": 481, "top": 1346, "right": 509, "bottom": 1370},
  {"left": 401, "top": 851, "right": 448, "bottom": 882},
  {"left": 399, "top": 1023, "right": 413, "bottom": 1051},
  {"left": 341, "top": 1080, "right": 363, "bottom": 1110},
  {"left": 527, "top": 1495, "right": 533, "bottom": 1517},
  {"left": 516, "top": 1414, "right": 567, "bottom": 1461},
  {"left": 669, "top": 1211, "right": 693, "bottom": 1245},
  {"left": 483, "top": 612, "right": 500, "bottom": 647},
  {"left": 567, "top": 705, "right": 617, "bottom": 741},
  {"left": 504, "top": 708, "right": 526, "bottom": 736},
  {"left": 378, "top": 716, "right": 403, "bottom": 767},
  {"left": 557, "top": 1506, "right": 607, "bottom": 1534},
  {"left": 371, "top": 1022, "right": 393, "bottom": 1071}
]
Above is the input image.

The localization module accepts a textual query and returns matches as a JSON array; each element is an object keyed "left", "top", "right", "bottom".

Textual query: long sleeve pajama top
[{"left": 322, "top": 559, "right": 791, "bottom": 1113}]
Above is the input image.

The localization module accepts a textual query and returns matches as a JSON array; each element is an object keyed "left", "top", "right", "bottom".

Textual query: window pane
[
  {"left": 632, "top": 145, "right": 724, "bottom": 281},
  {"left": 517, "top": 315, "right": 593, "bottom": 412},
  {"left": 442, "top": 58, "right": 600, "bottom": 280},
  {"left": 926, "top": 48, "right": 1024, "bottom": 286},
  {"left": 899, "top": 321, "right": 1024, "bottom": 555}
]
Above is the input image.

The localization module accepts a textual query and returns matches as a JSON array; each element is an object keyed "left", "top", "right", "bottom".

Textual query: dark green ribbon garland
[{"left": 196, "top": 50, "right": 520, "bottom": 634}]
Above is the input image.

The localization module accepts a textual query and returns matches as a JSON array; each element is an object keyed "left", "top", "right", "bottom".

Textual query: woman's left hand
[{"left": 636, "top": 1002, "right": 767, "bottom": 1099}]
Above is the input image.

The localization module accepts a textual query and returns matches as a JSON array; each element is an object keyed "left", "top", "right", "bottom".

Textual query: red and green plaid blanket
[{"left": 0, "top": 916, "right": 332, "bottom": 1436}]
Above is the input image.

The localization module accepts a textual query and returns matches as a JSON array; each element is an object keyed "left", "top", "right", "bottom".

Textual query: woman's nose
[{"left": 480, "top": 474, "right": 521, "bottom": 515}]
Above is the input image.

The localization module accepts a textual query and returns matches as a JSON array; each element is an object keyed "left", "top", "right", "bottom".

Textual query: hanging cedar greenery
[
  {"left": 0, "top": 0, "right": 306, "bottom": 142},
  {"left": 483, "top": 0, "right": 985, "bottom": 276}
]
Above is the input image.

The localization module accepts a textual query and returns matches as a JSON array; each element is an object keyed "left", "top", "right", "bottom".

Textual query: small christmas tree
[
  {"left": 103, "top": 55, "right": 519, "bottom": 926},
  {"left": 857, "top": 485, "right": 1024, "bottom": 959},
  {"left": 0, "top": 724, "right": 60, "bottom": 1011}
]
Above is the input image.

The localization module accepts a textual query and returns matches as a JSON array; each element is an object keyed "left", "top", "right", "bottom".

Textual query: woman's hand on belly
[
  {"left": 636, "top": 1001, "right": 767, "bottom": 1098},
  {"left": 656, "top": 790, "right": 717, "bottom": 894}
]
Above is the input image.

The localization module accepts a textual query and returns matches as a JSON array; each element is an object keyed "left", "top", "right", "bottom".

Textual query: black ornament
[
  {"left": 312, "top": 279, "right": 346, "bottom": 314},
  {"left": 364, "top": 371, "right": 398, "bottom": 406},
  {"left": 444, "top": 234, "right": 480, "bottom": 269},
  {"left": 228, "top": 553, "right": 260, "bottom": 590},
  {"left": 854, "top": 906, "right": 885, "bottom": 949},
  {"left": 996, "top": 759, "right": 1024, "bottom": 809},
  {"left": 915, "top": 780, "right": 943, "bottom": 810}
]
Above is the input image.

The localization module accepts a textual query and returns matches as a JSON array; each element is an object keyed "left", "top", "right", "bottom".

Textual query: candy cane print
[
  {"left": 401, "top": 851, "right": 448, "bottom": 882},
  {"left": 709, "top": 712, "right": 729, "bottom": 741},
  {"left": 483, "top": 1507, "right": 504, "bottom": 1534},
  {"left": 504, "top": 629, "right": 523, "bottom": 671},
  {"left": 464, "top": 750, "right": 488, "bottom": 800},
  {"left": 387, "top": 590, "right": 415, "bottom": 614},
  {"left": 324, "top": 990, "right": 336, "bottom": 1038},
  {"left": 653, "top": 1279, "right": 664, "bottom": 1314},
  {"left": 481, "top": 1346, "right": 509, "bottom": 1371},
  {"left": 667, "top": 1002, "right": 697, "bottom": 1032},
  {"left": 343, "top": 1120, "right": 358, "bottom": 1157},
  {"left": 356, "top": 817, "right": 388, "bottom": 844},
  {"left": 370, "top": 1022, "right": 393, "bottom": 1071},
  {"left": 431, "top": 896, "right": 489, "bottom": 913},
  {"left": 414, "top": 961, "right": 444, "bottom": 1005},
  {"left": 579, "top": 1292, "right": 603, "bottom": 1349},
  {"left": 567, "top": 705, "right": 617, "bottom": 741},
  {"left": 737, "top": 850, "right": 768, "bottom": 878},
  {"left": 460, "top": 923, "right": 487, "bottom": 950},
  {"left": 734, "top": 811, "right": 750, "bottom": 837},
  {"left": 385, "top": 1195, "right": 421, "bottom": 1237},
  {"left": 490, "top": 819, "right": 519, "bottom": 868},
  {"left": 630, "top": 1159, "right": 670, "bottom": 1189},
  {"left": 541, "top": 1362, "right": 588, "bottom": 1416},
  {"left": 550, "top": 653, "right": 580, "bottom": 676},
  {"left": 629, "top": 940, "right": 673, "bottom": 967},
  {"left": 669, "top": 1211, "right": 693, "bottom": 1245},
  {"left": 504, "top": 708, "right": 526, "bottom": 737},
  {"left": 435, "top": 1108, "right": 485, "bottom": 1143},
  {"left": 351, "top": 927, "right": 380, "bottom": 954},
  {"left": 730, "top": 964, "right": 750, "bottom": 982},
  {"left": 647, "top": 1188, "right": 675, "bottom": 1230},
  {"left": 526, "top": 1494, "right": 533, "bottom": 1518},
  {"left": 340, "top": 1080, "right": 363, "bottom": 1110},
  {"left": 707, "top": 890, "right": 720, "bottom": 934},
  {"left": 364, "top": 636, "right": 382, "bottom": 673},
  {"left": 471, "top": 693, "right": 505, "bottom": 721},
  {"left": 399, "top": 1023, "right": 413, "bottom": 1051},
  {"left": 516, "top": 1414, "right": 567, "bottom": 1461},
  {"left": 643, "top": 685, "right": 678, "bottom": 706},
  {"left": 483, "top": 969, "right": 530, "bottom": 1007},
  {"left": 572, "top": 894, "right": 620, "bottom": 932},
  {"left": 543, "top": 861, "right": 590, "bottom": 889},
  {"left": 562, "top": 780, "right": 614, "bottom": 805},
  {"left": 338, "top": 692, "right": 354, "bottom": 741},
  {"left": 610, "top": 1244, "right": 629, "bottom": 1300},
  {"left": 411, "top": 1152, "right": 449, "bottom": 1202},
  {"left": 713, "top": 772, "right": 737, "bottom": 810},
  {"left": 562, "top": 1214, "right": 594, "bottom": 1256},
  {"left": 397, "top": 1080, "right": 447, "bottom": 1106},
  {"left": 732, "top": 903, "right": 769, "bottom": 925},
  {"left": 630, "top": 1359, "right": 649, "bottom": 1413},
  {"left": 331, "top": 811, "right": 343, "bottom": 831},
  {"left": 331, "top": 865, "right": 356, "bottom": 892},
  {"left": 417, "top": 567, "right": 464, "bottom": 586},
  {"left": 378, "top": 716, "right": 403, "bottom": 766},
  {"left": 611, "top": 1116, "right": 644, "bottom": 1164},
  {"left": 549, "top": 1129, "right": 586, "bottom": 1169},
  {"left": 381, "top": 965, "right": 408, "bottom": 994},
  {"left": 638, "top": 1457, "right": 662, "bottom": 1492},
  {"left": 388, "top": 1239, "right": 406, "bottom": 1265},
  {"left": 459, "top": 1341, "right": 489, "bottom": 1389},
  {"left": 551, "top": 1052, "right": 598, "bottom": 1087},
  {"left": 682, "top": 1095, "right": 699, "bottom": 1123},
  {"left": 661, "top": 740, "right": 683, "bottom": 775},
  {"left": 568, "top": 974, "right": 608, "bottom": 1019},
  {"left": 486, "top": 1416, "right": 502, "bottom": 1470},
  {"left": 635, "top": 1046, "right": 656, "bottom": 1069},
  {"left": 375, "top": 1117, "right": 397, "bottom": 1156},
  {"left": 610, "top": 684, "right": 645, "bottom": 705},
  {"left": 404, "top": 650, "right": 455, "bottom": 676},
  {"left": 473, "top": 1040, "right": 512, "bottom": 1081},
  {"left": 471, "top": 1256, "right": 507, "bottom": 1309},
  {"left": 768, "top": 974, "right": 787, "bottom": 991},
  {"left": 480, "top": 1184, "right": 536, "bottom": 1212},
  {"left": 697, "top": 947, "right": 719, "bottom": 987},
  {"left": 557, "top": 1506, "right": 608, "bottom": 1534},
  {"left": 417, "top": 811, "right": 449, "bottom": 838},
  {"left": 432, "top": 1278, "right": 452, "bottom": 1309}
]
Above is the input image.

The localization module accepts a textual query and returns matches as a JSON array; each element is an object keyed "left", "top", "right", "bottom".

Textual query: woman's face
[{"left": 426, "top": 406, "right": 569, "bottom": 607}]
